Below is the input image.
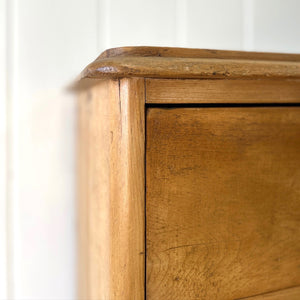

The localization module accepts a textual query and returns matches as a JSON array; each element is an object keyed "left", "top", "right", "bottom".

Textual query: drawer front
[{"left": 146, "top": 107, "right": 300, "bottom": 300}]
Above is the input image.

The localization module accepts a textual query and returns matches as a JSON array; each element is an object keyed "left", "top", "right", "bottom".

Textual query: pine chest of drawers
[{"left": 77, "top": 47, "right": 300, "bottom": 300}]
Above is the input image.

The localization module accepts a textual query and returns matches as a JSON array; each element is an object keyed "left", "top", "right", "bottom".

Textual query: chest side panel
[{"left": 146, "top": 107, "right": 300, "bottom": 300}]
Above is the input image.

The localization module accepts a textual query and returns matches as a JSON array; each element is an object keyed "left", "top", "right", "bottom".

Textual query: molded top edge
[
  {"left": 79, "top": 46, "right": 300, "bottom": 81},
  {"left": 97, "top": 46, "right": 300, "bottom": 61}
]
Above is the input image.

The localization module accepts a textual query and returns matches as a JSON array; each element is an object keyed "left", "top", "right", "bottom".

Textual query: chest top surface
[{"left": 79, "top": 46, "right": 300, "bottom": 81}]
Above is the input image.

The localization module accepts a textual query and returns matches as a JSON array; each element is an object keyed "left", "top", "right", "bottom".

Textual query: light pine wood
[
  {"left": 238, "top": 286, "right": 300, "bottom": 300},
  {"left": 78, "top": 78, "right": 145, "bottom": 300},
  {"left": 146, "top": 79, "right": 300, "bottom": 104},
  {"left": 78, "top": 47, "right": 300, "bottom": 300},
  {"left": 98, "top": 46, "right": 300, "bottom": 62},
  {"left": 78, "top": 88, "right": 89, "bottom": 299},
  {"left": 79, "top": 47, "right": 300, "bottom": 81},
  {"left": 81, "top": 56, "right": 300, "bottom": 80},
  {"left": 146, "top": 107, "right": 300, "bottom": 300}
]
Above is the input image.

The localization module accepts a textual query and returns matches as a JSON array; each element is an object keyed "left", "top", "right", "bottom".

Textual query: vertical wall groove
[
  {"left": 6, "top": 0, "right": 20, "bottom": 297},
  {"left": 175, "top": 0, "right": 187, "bottom": 46},
  {"left": 0, "top": 0, "right": 8, "bottom": 297},
  {"left": 242, "top": 0, "right": 254, "bottom": 50},
  {"left": 98, "top": 0, "right": 111, "bottom": 52}
]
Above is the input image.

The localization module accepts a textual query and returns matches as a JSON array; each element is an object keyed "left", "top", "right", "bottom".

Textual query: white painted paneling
[
  {"left": 0, "top": 0, "right": 8, "bottom": 297},
  {"left": 108, "top": 0, "right": 177, "bottom": 49},
  {"left": 242, "top": 0, "right": 254, "bottom": 51},
  {"left": 186, "top": 0, "right": 244, "bottom": 50},
  {"left": 175, "top": 0, "right": 187, "bottom": 46},
  {"left": 253, "top": 0, "right": 300, "bottom": 53},
  {"left": 8, "top": 0, "right": 98, "bottom": 298}
]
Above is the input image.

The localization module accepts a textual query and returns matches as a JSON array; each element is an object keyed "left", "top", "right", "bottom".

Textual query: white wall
[
  {"left": 1, "top": 0, "right": 300, "bottom": 299},
  {"left": 0, "top": 0, "right": 8, "bottom": 298}
]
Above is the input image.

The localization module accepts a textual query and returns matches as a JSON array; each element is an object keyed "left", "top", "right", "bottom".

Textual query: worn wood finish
[
  {"left": 98, "top": 46, "right": 300, "bottom": 62},
  {"left": 76, "top": 47, "right": 300, "bottom": 90},
  {"left": 238, "top": 286, "right": 300, "bottom": 300},
  {"left": 81, "top": 56, "right": 300, "bottom": 81},
  {"left": 78, "top": 89, "right": 89, "bottom": 299},
  {"left": 78, "top": 46, "right": 300, "bottom": 299},
  {"left": 146, "top": 107, "right": 300, "bottom": 300},
  {"left": 78, "top": 78, "right": 145, "bottom": 300},
  {"left": 78, "top": 47, "right": 300, "bottom": 82},
  {"left": 146, "top": 79, "right": 300, "bottom": 104}
]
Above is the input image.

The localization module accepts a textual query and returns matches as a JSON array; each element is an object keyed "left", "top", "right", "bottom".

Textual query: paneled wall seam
[
  {"left": 175, "top": 0, "right": 187, "bottom": 46},
  {"left": 6, "top": 0, "right": 20, "bottom": 297},
  {"left": 242, "top": 0, "right": 254, "bottom": 50},
  {"left": 96, "top": 0, "right": 100, "bottom": 54},
  {"left": 0, "top": 0, "right": 8, "bottom": 297},
  {"left": 98, "top": 0, "right": 111, "bottom": 51}
]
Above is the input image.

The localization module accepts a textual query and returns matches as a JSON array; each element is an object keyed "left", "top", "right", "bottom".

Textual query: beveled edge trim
[
  {"left": 98, "top": 46, "right": 300, "bottom": 62},
  {"left": 79, "top": 56, "right": 300, "bottom": 82}
]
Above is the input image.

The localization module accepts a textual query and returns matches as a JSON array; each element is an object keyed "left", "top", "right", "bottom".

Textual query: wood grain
[
  {"left": 75, "top": 47, "right": 300, "bottom": 89},
  {"left": 146, "top": 79, "right": 300, "bottom": 104},
  {"left": 146, "top": 107, "right": 300, "bottom": 300},
  {"left": 78, "top": 88, "right": 89, "bottom": 299},
  {"left": 98, "top": 46, "right": 300, "bottom": 62},
  {"left": 238, "top": 286, "right": 300, "bottom": 300},
  {"left": 78, "top": 78, "right": 145, "bottom": 300},
  {"left": 80, "top": 56, "right": 300, "bottom": 81}
]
